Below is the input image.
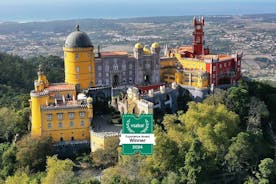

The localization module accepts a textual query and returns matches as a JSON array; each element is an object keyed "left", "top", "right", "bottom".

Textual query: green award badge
[{"left": 120, "top": 114, "right": 155, "bottom": 155}]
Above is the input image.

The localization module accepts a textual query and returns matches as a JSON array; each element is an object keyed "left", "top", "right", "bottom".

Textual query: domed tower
[
  {"left": 63, "top": 25, "right": 95, "bottom": 90},
  {"left": 134, "top": 43, "right": 144, "bottom": 84},
  {"left": 151, "top": 42, "right": 161, "bottom": 84},
  {"left": 133, "top": 43, "right": 144, "bottom": 59}
]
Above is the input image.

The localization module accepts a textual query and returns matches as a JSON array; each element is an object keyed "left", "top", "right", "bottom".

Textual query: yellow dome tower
[{"left": 63, "top": 25, "right": 95, "bottom": 89}]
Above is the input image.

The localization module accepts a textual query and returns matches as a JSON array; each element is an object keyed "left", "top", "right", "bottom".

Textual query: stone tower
[
  {"left": 133, "top": 42, "right": 161, "bottom": 85},
  {"left": 150, "top": 42, "right": 161, "bottom": 84},
  {"left": 192, "top": 16, "right": 205, "bottom": 56}
]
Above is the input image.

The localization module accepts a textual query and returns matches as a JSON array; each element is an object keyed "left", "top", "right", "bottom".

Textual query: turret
[
  {"left": 201, "top": 16, "right": 205, "bottom": 25},
  {"left": 134, "top": 43, "right": 144, "bottom": 59},
  {"left": 192, "top": 16, "right": 205, "bottom": 56},
  {"left": 150, "top": 42, "right": 161, "bottom": 84},
  {"left": 150, "top": 42, "right": 161, "bottom": 55},
  {"left": 193, "top": 16, "right": 197, "bottom": 26},
  {"left": 34, "top": 64, "right": 49, "bottom": 92},
  {"left": 30, "top": 65, "right": 49, "bottom": 138}
]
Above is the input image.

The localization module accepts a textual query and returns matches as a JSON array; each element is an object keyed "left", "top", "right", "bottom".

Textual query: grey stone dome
[{"left": 64, "top": 26, "right": 92, "bottom": 48}]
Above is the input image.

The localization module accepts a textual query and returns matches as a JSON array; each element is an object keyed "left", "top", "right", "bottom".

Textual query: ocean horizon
[{"left": 0, "top": 1, "right": 275, "bottom": 23}]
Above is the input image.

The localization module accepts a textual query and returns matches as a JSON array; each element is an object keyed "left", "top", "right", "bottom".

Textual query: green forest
[{"left": 0, "top": 52, "right": 276, "bottom": 184}]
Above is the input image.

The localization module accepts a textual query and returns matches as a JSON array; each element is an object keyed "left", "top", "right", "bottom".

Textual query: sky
[{"left": 0, "top": 0, "right": 275, "bottom": 22}]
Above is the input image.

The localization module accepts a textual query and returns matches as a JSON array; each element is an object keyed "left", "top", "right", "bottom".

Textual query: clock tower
[{"left": 192, "top": 16, "right": 205, "bottom": 56}]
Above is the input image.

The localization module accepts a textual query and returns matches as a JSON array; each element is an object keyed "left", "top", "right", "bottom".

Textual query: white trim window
[
  {"left": 69, "top": 112, "right": 74, "bottom": 119},
  {"left": 58, "top": 122, "right": 63, "bottom": 128},
  {"left": 48, "top": 122, "right": 52, "bottom": 129},
  {"left": 47, "top": 114, "right": 52, "bottom": 121},
  {"left": 57, "top": 113, "right": 63, "bottom": 120},
  {"left": 75, "top": 53, "right": 79, "bottom": 60},
  {"left": 113, "top": 64, "right": 118, "bottom": 71},
  {"left": 76, "top": 66, "right": 80, "bottom": 73},
  {"left": 80, "top": 112, "right": 85, "bottom": 118}
]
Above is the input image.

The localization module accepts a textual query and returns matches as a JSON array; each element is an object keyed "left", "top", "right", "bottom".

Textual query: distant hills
[{"left": 0, "top": 14, "right": 275, "bottom": 81}]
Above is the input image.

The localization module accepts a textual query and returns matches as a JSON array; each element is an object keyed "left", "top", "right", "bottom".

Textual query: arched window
[
  {"left": 113, "top": 64, "right": 118, "bottom": 71},
  {"left": 76, "top": 66, "right": 80, "bottom": 73},
  {"left": 112, "top": 75, "right": 119, "bottom": 87}
]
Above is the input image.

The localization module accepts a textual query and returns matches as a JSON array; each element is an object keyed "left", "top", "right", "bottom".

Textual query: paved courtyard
[{"left": 92, "top": 114, "right": 121, "bottom": 133}]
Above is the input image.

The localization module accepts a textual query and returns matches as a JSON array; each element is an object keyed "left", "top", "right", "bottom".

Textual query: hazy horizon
[{"left": 0, "top": 0, "right": 275, "bottom": 22}]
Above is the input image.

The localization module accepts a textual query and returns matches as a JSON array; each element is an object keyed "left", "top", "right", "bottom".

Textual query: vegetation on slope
[{"left": 0, "top": 52, "right": 275, "bottom": 183}]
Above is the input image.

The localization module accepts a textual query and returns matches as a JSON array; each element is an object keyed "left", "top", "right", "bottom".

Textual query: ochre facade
[
  {"left": 63, "top": 47, "right": 95, "bottom": 89},
  {"left": 30, "top": 67, "right": 93, "bottom": 142}
]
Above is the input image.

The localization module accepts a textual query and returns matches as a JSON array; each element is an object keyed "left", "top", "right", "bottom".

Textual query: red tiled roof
[
  {"left": 48, "top": 83, "right": 75, "bottom": 92},
  {"left": 204, "top": 54, "right": 233, "bottom": 61},
  {"left": 218, "top": 54, "right": 232, "bottom": 60},
  {"left": 101, "top": 51, "right": 128, "bottom": 57},
  {"left": 178, "top": 46, "right": 193, "bottom": 53},
  {"left": 135, "top": 83, "right": 165, "bottom": 93}
]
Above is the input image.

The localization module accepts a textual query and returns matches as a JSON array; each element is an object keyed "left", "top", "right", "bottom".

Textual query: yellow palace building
[{"left": 30, "top": 25, "right": 94, "bottom": 143}]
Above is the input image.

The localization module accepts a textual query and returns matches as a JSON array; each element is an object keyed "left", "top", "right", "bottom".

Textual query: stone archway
[
  {"left": 113, "top": 74, "right": 119, "bottom": 87},
  {"left": 144, "top": 74, "right": 150, "bottom": 84}
]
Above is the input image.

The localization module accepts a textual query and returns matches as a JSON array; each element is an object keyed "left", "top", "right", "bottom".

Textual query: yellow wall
[
  {"left": 176, "top": 71, "right": 209, "bottom": 88},
  {"left": 30, "top": 93, "right": 49, "bottom": 138},
  {"left": 63, "top": 47, "right": 95, "bottom": 89},
  {"left": 175, "top": 54, "right": 206, "bottom": 71},
  {"left": 174, "top": 54, "right": 209, "bottom": 88},
  {"left": 179, "top": 59, "right": 206, "bottom": 70},
  {"left": 175, "top": 71, "right": 183, "bottom": 84},
  {"left": 41, "top": 107, "right": 92, "bottom": 142},
  {"left": 90, "top": 134, "right": 119, "bottom": 152},
  {"left": 160, "top": 58, "right": 177, "bottom": 83},
  {"left": 91, "top": 134, "right": 105, "bottom": 152},
  {"left": 160, "top": 69, "right": 176, "bottom": 83}
]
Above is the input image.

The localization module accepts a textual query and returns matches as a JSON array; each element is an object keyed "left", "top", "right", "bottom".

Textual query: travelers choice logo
[{"left": 120, "top": 114, "right": 155, "bottom": 155}]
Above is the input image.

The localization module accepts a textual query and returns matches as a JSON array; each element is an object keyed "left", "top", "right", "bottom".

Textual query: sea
[{"left": 0, "top": 1, "right": 275, "bottom": 23}]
